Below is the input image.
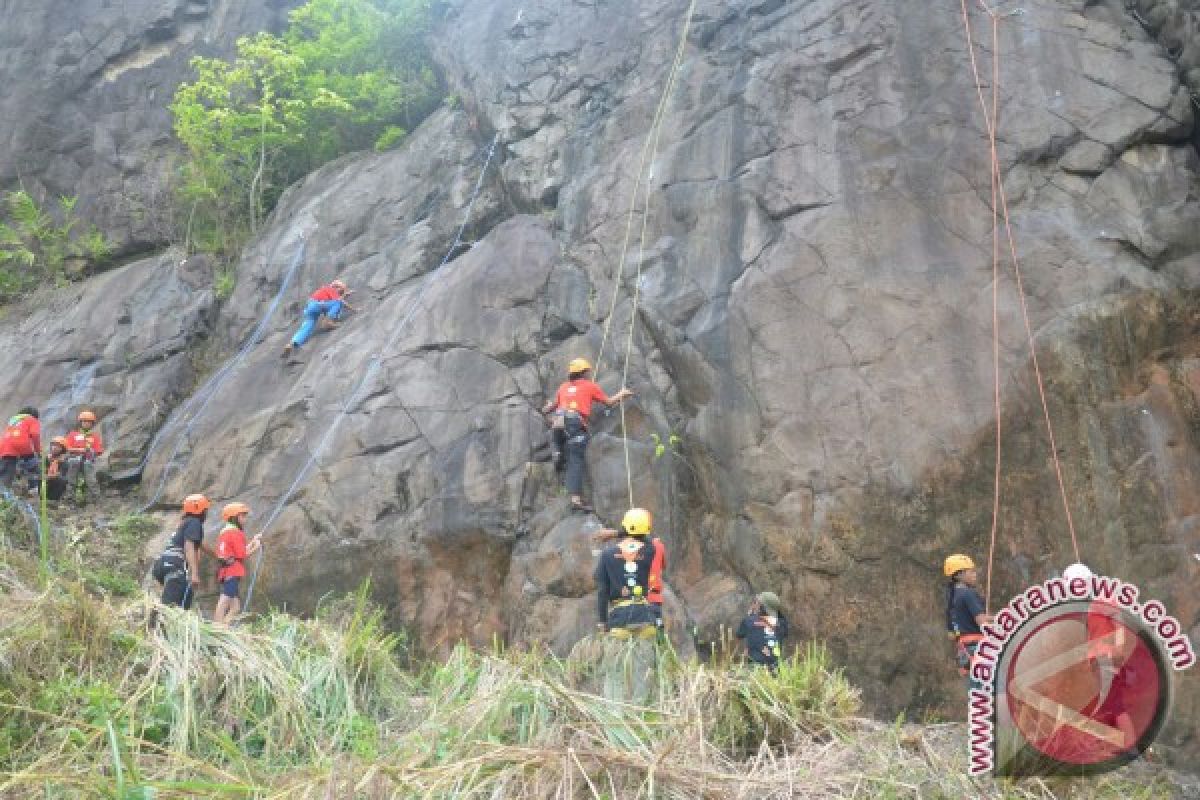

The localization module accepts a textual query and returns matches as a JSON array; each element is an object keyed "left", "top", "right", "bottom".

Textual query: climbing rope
[
  {"left": 242, "top": 133, "right": 501, "bottom": 613},
  {"left": 957, "top": 0, "right": 1081, "bottom": 608},
  {"left": 135, "top": 238, "right": 309, "bottom": 513},
  {"left": 590, "top": 0, "right": 697, "bottom": 505}
]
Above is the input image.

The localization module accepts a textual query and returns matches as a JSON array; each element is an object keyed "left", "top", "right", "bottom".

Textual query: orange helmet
[
  {"left": 222, "top": 501, "right": 251, "bottom": 521},
  {"left": 50, "top": 436, "right": 68, "bottom": 449},
  {"left": 78, "top": 410, "right": 97, "bottom": 423},
  {"left": 182, "top": 494, "right": 211, "bottom": 515},
  {"left": 331, "top": 279, "right": 347, "bottom": 292}
]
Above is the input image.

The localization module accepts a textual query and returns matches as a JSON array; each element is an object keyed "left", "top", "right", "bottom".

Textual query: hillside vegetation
[{"left": 0, "top": 514, "right": 1185, "bottom": 800}]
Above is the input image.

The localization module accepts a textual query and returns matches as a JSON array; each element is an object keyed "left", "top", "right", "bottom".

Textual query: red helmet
[{"left": 182, "top": 494, "right": 210, "bottom": 515}]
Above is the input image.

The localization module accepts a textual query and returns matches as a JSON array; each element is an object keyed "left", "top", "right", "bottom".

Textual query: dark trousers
[
  {"left": 564, "top": 432, "right": 589, "bottom": 494},
  {"left": 0, "top": 456, "right": 37, "bottom": 487},
  {"left": 161, "top": 572, "right": 194, "bottom": 610}
]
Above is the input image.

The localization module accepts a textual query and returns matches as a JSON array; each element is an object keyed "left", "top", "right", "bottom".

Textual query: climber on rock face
[
  {"left": 153, "top": 494, "right": 213, "bottom": 610},
  {"left": 594, "top": 509, "right": 666, "bottom": 633},
  {"left": 541, "top": 357, "right": 633, "bottom": 513},
  {"left": 593, "top": 507, "right": 659, "bottom": 639},
  {"left": 64, "top": 409, "right": 104, "bottom": 504},
  {"left": 0, "top": 406, "right": 41, "bottom": 489},
  {"left": 281, "top": 278, "right": 356, "bottom": 360},
  {"left": 213, "top": 502, "right": 261, "bottom": 624},
  {"left": 736, "top": 592, "right": 789, "bottom": 670},
  {"left": 944, "top": 553, "right": 993, "bottom": 689}
]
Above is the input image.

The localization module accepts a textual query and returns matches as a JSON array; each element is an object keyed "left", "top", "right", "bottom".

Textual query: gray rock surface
[
  {"left": 0, "top": 0, "right": 298, "bottom": 253},
  {"left": 1, "top": 0, "right": 1199, "bottom": 770}
]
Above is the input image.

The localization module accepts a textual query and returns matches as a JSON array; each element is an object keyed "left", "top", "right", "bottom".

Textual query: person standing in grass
[
  {"left": 213, "top": 502, "right": 261, "bottom": 624},
  {"left": 154, "top": 494, "right": 214, "bottom": 610},
  {"left": 736, "top": 592, "right": 789, "bottom": 670}
]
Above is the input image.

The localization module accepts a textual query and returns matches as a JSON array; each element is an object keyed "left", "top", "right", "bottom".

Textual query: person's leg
[
  {"left": 565, "top": 433, "right": 589, "bottom": 505},
  {"left": 64, "top": 457, "right": 82, "bottom": 492},
  {"left": 551, "top": 427, "right": 567, "bottom": 472},
  {"left": 291, "top": 301, "right": 325, "bottom": 348},
  {"left": 81, "top": 460, "right": 97, "bottom": 492},
  {"left": 0, "top": 457, "right": 13, "bottom": 487},
  {"left": 46, "top": 477, "right": 66, "bottom": 502},
  {"left": 325, "top": 299, "right": 344, "bottom": 321}
]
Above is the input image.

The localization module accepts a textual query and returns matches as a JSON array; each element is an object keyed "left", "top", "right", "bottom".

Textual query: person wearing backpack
[
  {"left": 0, "top": 407, "right": 41, "bottom": 488},
  {"left": 153, "top": 494, "right": 213, "bottom": 610},
  {"left": 736, "top": 592, "right": 789, "bottom": 670},
  {"left": 41, "top": 437, "right": 70, "bottom": 503},
  {"left": 213, "top": 502, "right": 261, "bottom": 624}
]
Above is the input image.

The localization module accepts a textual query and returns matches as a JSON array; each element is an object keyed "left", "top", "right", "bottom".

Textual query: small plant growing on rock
[{"left": 0, "top": 190, "right": 112, "bottom": 302}]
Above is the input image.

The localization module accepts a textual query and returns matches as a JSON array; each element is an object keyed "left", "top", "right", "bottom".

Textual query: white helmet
[{"left": 1062, "top": 562, "right": 1093, "bottom": 582}]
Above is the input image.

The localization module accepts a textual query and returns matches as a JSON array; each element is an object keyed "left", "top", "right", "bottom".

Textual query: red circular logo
[{"left": 999, "top": 601, "right": 1169, "bottom": 773}]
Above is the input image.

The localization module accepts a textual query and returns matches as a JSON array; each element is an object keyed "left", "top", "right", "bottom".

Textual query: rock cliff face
[
  {"left": 1, "top": 0, "right": 1199, "bottom": 765},
  {"left": 0, "top": 0, "right": 298, "bottom": 253}
]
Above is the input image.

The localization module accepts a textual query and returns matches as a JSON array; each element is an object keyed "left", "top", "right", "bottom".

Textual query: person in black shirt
[
  {"left": 736, "top": 591, "right": 789, "bottom": 669},
  {"left": 153, "top": 494, "right": 213, "bottom": 610},
  {"left": 943, "top": 553, "right": 993, "bottom": 688},
  {"left": 593, "top": 508, "right": 658, "bottom": 636}
]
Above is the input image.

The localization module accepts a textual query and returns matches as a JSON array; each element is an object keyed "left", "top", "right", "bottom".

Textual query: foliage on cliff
[
  {"left": 0, "top": 190, "right": 111, "bottom": 302},
  {"left": 170, "top": 0, "right": 441, "bottom": 255}
]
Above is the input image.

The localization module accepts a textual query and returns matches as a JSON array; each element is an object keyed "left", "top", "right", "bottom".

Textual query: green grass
[{"left": 0, "top": 545, "right": 1189, "bottom": 798}]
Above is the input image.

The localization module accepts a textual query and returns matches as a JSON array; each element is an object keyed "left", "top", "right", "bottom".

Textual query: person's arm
[
  {"left": 92, "top": 433, "right": 104, "bottom": 457},
  {"left": 591, "top": 527, "right": 619, "bottom": 545},
  {"left": 777, "top": 614, "right": 789, "bottom": 641},
  {"left": 605, "top": 387, "right": 634, "bottom": 406},
  {"left": 184, "top": 539, "right": 201, "bottom": 586},
  {"left": 966, "top": 591, "right": 992, "bottom": 627}
]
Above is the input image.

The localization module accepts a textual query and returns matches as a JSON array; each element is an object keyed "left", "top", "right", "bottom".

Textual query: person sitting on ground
[
  {"left": 0, "top": 407, "right": 41, "bottom": 489},
  {"left": 64, "top": 409, "right": 104, "bottom": 503},
  {"left": 736, "top": 592, "right": 789, "bottom": 669},
  {"left": 281, "top": 279, "right": 356, "bottom": 359},
  {"left": 593, "top": 510, "right": 667, "bottom": 634},
  {"left": 593, "top": 508, "right": 659, "bottom": 638},
  {"left": 944, "top": 553, "right": 993, "bottom": 690},
  {"left": 42, "top": 437, "right": 70, "bottom": 503},
  {"left": 153, "top": 494, "right": 214, "bottom": 610},
  {"left": 213, "top": 502, "right": 261, "bottom": 624},
  {"left": 541, "top": 357, "right": 634, "bottom": 513}
]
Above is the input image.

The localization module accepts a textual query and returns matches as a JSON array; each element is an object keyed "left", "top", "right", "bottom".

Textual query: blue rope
[
  {"left": 136, "top": 239, "right": 309, "bottom": 513},
  {"left": 243, "top": 134, "right": 501, "bottom": 612}
]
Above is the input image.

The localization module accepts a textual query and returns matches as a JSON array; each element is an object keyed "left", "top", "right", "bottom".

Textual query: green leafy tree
[
  {"left": 0, "top": 190, "right": 112, "bottom": 302},
  {"left": 171, "top": 0, "right": 441, "bottom": 256}
]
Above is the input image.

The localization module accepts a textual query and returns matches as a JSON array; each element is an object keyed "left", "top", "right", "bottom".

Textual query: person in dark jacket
[
  {"left": 736, "top": 591, "right": 789, "bottom": 669},
  {"left": 943, "top": 553, "right": 993, "bottom": 689},
  {"left": 153, "top": 494, "right": 213, "bottom": 610},
  {"left": 593, "top": 507, "right": 658, "bottom": 637}
]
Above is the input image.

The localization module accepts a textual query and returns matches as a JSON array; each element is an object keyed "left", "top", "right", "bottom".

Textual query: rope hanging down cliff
[
  {"left": 956, "top": 0, "right": 1082, "bottom": 609},
  {"left": 593, "top": 0, "right": 698, "bottom": 506},
  {"left": 242, "top": 133, "right": 501, "bottom": 613}
]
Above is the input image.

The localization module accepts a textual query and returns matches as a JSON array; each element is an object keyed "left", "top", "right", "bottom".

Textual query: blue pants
[{"left": 291, "top": 299, "right": 344, "bottom": 347}]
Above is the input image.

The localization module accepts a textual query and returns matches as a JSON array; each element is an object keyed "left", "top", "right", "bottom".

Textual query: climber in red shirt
[
  {"left": 0, "top": 407, "right": 41, "bottom": 488},
  {"left": 541, "top": 358, "right": 633, "bottom": 513},
  {"left": 282, "top": 279, "right": 357, "bottom": 360},
  {"left": 213, "top": 502, "right": 262, "bottom": 624},
  {"left": 64, "top": 409, "right": 104, "bottom": 504}
]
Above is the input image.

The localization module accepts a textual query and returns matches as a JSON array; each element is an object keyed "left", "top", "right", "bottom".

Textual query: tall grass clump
[{"left": 0, "top": 556, "right": 1185, "bottom": 799}]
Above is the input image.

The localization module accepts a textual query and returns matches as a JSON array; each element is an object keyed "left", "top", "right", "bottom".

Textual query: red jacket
[
  {"left": 648, "top": 536, "right": 666, "bottom": 604},
  {"left": 310, "top": 284, "right": 343, "bottom": 302},
  {"left": 216, "top": 524, "right": 248, "bottom": 580},
  {"left": 65, "top": 429, "right": 104, "bottom": 458},
  {"left": 553, "top": 379, "right": 610, "bottom": 421},
  {"left": 0, "top": 414, "right": 40, "bottom": 458}
]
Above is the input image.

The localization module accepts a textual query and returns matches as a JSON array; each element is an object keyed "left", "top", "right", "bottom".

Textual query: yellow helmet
[
  {"left": 621, "top": 507, "right": 652, "bottom": 536},
  {"left": 943, "top": 554, "right": 976, "bottom": 577},
  {"left": 568, "top": 357, "right": 592, "bottom": 375}
]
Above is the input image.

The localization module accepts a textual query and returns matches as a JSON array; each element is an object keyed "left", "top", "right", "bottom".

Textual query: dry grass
[{"left": 0, "top": 548, "right": 1190, "bottom": 799}]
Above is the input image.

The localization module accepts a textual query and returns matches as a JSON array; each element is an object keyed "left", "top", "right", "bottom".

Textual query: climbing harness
[
  {"left": 241, "top": 133, "right": 502, "bottom": 613},
  {"left": 136, "top": 238, "right": 309, "bottom": 513},
  {"left": 957, "top": 0, "right": 1083, "bottom": 611},
  {"left": 590, "top": 0, "right": 698, "bottom": 507}
]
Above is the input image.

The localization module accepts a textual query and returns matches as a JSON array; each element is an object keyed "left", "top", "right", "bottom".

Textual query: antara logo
[{"left": 967, "top": 574, "right": 1194, "bottom": 777}]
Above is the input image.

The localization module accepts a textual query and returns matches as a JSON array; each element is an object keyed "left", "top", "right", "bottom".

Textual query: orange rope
[{"left": 957, "top": 0, "right": 1082, "bottom": 608}]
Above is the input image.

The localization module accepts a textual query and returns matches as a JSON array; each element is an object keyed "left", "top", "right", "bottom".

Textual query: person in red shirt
[
  {"left": 281, "top": 279, "right": 356, "bottom": 359},
  {"left": 64, "top": 409, "right": 104, "bottom": 503},
  {"left": 0, "top": 407, "right": 41, "bottom": 488},
  {"left": 541, "top": 358, "right": 633, "bottom": 513},
  {"left": 213, "top": 502, "right": 262, "bottom": 624}
]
